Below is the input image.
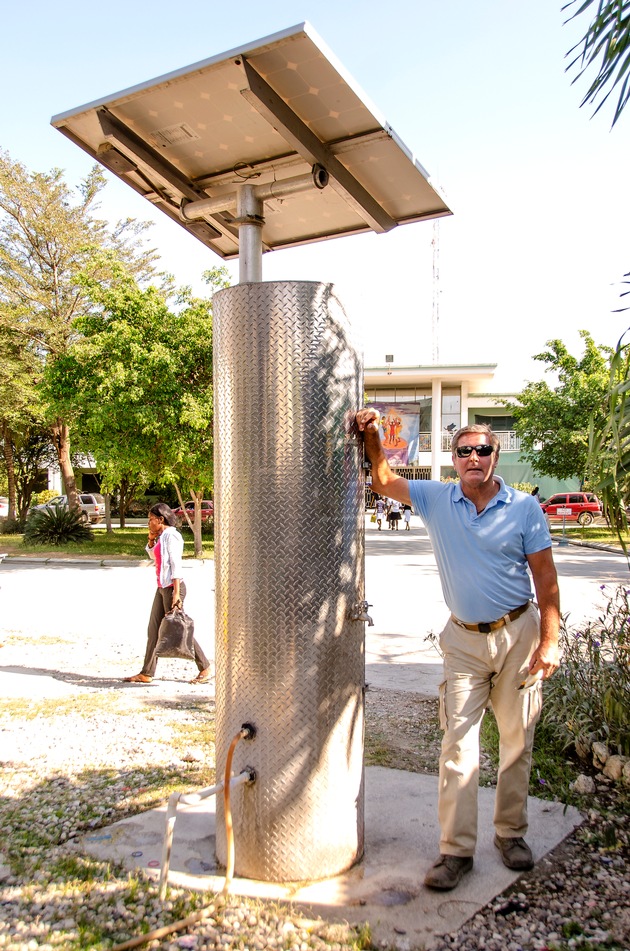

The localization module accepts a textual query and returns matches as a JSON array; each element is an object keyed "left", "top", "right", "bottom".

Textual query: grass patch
[
  {"left": 0, "top": 694, "right": 119, "bottom": 719},
  {"left": 364, "top": 730, "right": 396, "bottom": 768},
  {"left": 172, "top": 708, "right": 216, "bottom": 748},
  {"left": 548, "top": 524, "right": 630, "bottom": 548},
  {"left": 0, "top": 527, "right": 214, "bottom": 559}
]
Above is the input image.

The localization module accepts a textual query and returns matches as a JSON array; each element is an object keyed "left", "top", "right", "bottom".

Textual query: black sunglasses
[{"left": 454, "top": 444, "right": 494, "bottom": 458}]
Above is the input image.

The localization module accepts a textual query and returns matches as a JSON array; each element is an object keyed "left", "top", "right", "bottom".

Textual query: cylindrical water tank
[{"left": 213, "top": 281, "right": 365, "bottom": 882}]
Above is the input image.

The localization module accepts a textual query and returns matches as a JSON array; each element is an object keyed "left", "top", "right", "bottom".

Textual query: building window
[
  {"left": 442, "top": 390, "right": 460, "bottom": 437},
  {"left": 475, "top": 414, "right": 515, "bottom": 432}
]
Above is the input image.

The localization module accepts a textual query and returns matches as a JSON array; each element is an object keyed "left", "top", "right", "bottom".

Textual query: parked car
[
  {"left": 29, "top": 493, "right": 106, "bottom": 524},
  {"left": 0, "top": 496, "right": 9, "bottom": 518},
  {"left": 539, "top": 492, "right": 602, "bottom": 526},
  {"left": 172, "top": 500, "right": 214, "bottom": 525}
]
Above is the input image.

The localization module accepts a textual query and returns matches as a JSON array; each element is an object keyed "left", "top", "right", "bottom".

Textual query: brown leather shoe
[
  {"left": 122, "top": 673, "right": 153, "bottom": 683},
  {"left": 494, "top": 835, "right": 534, "bottom": 870},
  {"left": 424, "top": 854, "right": 473, "bottom": 890}
]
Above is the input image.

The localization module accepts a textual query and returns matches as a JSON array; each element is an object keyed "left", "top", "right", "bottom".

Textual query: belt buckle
[{"left": 478, "top": 622, "right": 491, "bottom": 634}]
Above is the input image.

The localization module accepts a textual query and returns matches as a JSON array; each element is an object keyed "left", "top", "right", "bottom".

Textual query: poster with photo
[{"left": 373, "top": 403, "right": 420, "bottom": 466}]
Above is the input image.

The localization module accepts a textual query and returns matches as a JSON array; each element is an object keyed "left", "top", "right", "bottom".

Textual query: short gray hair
[{"left": 451, "top": 424, "right": 500, "bottom": 454}]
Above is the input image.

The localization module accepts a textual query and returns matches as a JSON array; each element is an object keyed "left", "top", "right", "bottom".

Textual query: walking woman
[{"left": 123, "top": 503, "right": 212, "bottom": 685}]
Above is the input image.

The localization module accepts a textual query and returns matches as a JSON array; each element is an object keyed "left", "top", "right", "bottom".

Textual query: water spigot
[{"left": 351, "top": 600, "right": 374, "bottom": 626}]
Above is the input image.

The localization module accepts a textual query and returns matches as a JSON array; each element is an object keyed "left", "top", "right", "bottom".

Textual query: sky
[{"left": 2, "top": 0, "right": 629, "bottom": 391}]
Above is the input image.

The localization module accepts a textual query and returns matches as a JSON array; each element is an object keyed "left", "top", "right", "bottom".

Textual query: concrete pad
[{"left": 80, "top": 766, "right": 583, "bottom": 950}]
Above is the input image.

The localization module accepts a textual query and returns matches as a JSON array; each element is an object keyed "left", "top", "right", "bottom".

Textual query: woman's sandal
[{"left": 190, "top": 668, "right": 213, "bottom": 685}]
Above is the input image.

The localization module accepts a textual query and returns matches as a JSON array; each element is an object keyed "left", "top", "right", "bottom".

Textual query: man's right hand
[
  {"left": 356, "top": 408, "right": 381, "bottom": 432},
  {"left": 355, "top": 407, "right": 411, "bottom": 506}
]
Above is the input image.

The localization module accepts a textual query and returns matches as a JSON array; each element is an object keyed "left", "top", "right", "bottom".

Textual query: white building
[{"left": 365, "top": 361, "right": 579, "bottom": 498}]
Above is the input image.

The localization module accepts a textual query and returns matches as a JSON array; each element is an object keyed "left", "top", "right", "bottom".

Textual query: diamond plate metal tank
[{"left": 213, "top": 281, "right": 365, "bottom": 882}]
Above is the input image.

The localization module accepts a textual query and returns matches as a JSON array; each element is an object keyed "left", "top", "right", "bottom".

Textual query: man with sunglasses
[{"left": 356, "top": 409, "right": 560, "bottom": 892}]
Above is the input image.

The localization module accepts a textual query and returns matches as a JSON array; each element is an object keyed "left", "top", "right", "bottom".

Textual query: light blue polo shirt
[{"left": 408, "top": 476, "right": 551, "bottom": 623}]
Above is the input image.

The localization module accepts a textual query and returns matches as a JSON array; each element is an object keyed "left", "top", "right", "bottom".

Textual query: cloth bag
[{"left": 156, "top": 608, "right": 195, "bottom": 660}]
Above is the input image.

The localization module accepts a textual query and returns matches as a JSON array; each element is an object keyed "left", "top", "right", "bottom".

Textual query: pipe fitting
[{"left": 312, "top": 163, "right": 328, "bottom": 189}]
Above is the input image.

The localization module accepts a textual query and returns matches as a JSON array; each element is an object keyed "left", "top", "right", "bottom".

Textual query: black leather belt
[{"left": 451, "top": 602, "right": 531, "bottom": 634}]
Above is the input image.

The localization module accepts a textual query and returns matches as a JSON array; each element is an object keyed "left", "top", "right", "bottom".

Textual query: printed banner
[{"left": 373, "top": 402, "right": 420, "bottom": 466}]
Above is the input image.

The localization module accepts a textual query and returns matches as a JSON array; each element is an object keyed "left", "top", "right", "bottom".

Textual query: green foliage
[
  {"left": 0, "top": 150, "right": 166, "bottom": 515},
  {"left": 587, "top": 331, "right": 630, "bottom": 548},
  {"left": 564, "top": 0, "right": 630, "bottom": 127},
  {"left": 510, "top": 481, "right": 537, "bottom": 494},
  {"left": 5, "top": 425, "right": 58, "bottom": 520},
  {"left": 541, "top": 584, "right": 630, "bottom": 756},
  {"left": 0, "top": 517, "right": 23, "bottom": 535},
  {"left": 31, "top": 488, "right": 62, "bottom": 507},
  {"left": 23, "top": 504, "right": 93, "bottom": 546},
  {"left": 45, "top": 258, "right": 229, "bottom": 494},
  {"left": 0, "top": 526, "right": 214, "bottom": 559},
  {"left": 501, "top": 331, "right": 612, "bottom": 483},
  {"left": 180, "top": 518, "right": 214, "bottom": 538},
  {"left": 43, "top": 258, "right": 231, "bottom": 557}
]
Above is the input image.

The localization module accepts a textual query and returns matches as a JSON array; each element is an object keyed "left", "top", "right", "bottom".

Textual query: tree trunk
[
  {"left": 50, "top": 418, "right": 79, "bottom": 511},
  {"left": 118, "top": 476, "right": 135, "bottom": 529},
  {"left": 1, "top": 420, "right": 17, "bottom": 520},
  {"left": 192, "top": 490, "right": 203, "bottom": 559},
  {"left": 173, "top": 484, "right": 203, "bottom": 558},
  {"left": 105, "top": 492, "right": 113, "bottom": 533}
]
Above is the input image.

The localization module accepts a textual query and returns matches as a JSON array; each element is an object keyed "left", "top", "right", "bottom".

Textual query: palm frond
[{"left": 564, "top": 0, "right": 630, "bottom": 125}]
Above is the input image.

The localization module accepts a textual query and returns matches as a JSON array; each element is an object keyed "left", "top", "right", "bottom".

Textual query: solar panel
[{"left": 52, "top": 22, "right": 451, "bottom": 260}]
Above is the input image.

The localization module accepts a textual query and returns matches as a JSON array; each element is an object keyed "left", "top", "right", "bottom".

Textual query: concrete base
[{"left": 80, "top": 766, "right": 582, "bottom": 950}]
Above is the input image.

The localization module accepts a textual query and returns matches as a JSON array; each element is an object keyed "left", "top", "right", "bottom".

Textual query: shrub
[
  {"left": 0, "top": 517, "right": 23, "bottom": 535},
  {"left": 180, "top": 518, "right": 214, "bottom": 538},
  {"left": 31, "top": 489, "right": 62, "bottom": 507},
  {"left": 541, "top": 584, "right": 630, "bottom": 756},
  {"left": 23, "top": 505, "right": 94, "bottom": 546},
  {"left": 510, "top": 481, "right": 537, "bottom": 494}
]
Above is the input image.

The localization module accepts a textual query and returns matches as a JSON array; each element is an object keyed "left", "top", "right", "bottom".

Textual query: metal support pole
[{"left": 236, "top": 185, "right": 263, "bottom": 283}]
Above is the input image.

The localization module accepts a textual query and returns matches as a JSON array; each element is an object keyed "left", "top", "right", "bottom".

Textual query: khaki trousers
[{"left": 437, "top": 602, "right": 542, "bottom": 856}]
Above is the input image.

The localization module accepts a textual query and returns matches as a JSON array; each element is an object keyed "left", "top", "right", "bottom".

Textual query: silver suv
[{"left": 31, "top": 493, "right": 106, "bottom": 524}]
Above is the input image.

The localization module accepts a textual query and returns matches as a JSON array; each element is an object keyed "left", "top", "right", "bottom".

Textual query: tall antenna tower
[{"left": 431, "top": 218, "right": 440, "bottom": 363}]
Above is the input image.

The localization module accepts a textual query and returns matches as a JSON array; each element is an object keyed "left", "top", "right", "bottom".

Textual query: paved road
[{"left": 1, "top": 515, "right": 628, "bottom": 698}]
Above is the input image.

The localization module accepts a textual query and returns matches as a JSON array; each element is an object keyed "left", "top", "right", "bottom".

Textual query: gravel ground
[{"left": 1, "top": 607, "right": 629, "bottom": 950}]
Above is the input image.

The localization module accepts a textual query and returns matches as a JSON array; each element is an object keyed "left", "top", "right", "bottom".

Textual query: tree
[
  {"left": 0, "top": 150, "right": 160, "bottom": 513},
  {"left": 564, "top": 0, "right": 630, "bottom": 127},
  {"left": 46, "top": 261, "right": 230, "bottom": 556},
  {"left": 0, "top": 322, "right": 40, "bottom": 520},
  {"left": 564, "top": 4, "right": 630, "bottom": 532},
  {"left": 501, "top": 331, "right": 612, "bottom": 483},
  {"left": 1, "top": 424, "right": 58, "bottom": 522}
]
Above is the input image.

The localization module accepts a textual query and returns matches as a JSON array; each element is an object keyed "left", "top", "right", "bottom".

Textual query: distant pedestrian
[
  {"left": 389, "top": 498, "right": 402, "bottom": 530},
  {"left": 374, "top": 497, "right": 386, "bottom": 530},
  {"left": 403, "top": 504, "right": 412, "bottom": 531},
  {"left": 123, "top": 503, "right": 212, "bottom": 685}
]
